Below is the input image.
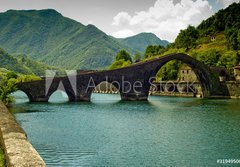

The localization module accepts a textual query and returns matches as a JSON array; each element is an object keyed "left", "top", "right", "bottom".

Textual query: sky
[{"left": 0, "top": 0, "right": 239, "bottom": 42}]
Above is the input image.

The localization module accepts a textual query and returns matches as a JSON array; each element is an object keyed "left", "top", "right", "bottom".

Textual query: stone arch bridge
[{"left": 16, "top": 53, "right": 228, "bottom": 102}]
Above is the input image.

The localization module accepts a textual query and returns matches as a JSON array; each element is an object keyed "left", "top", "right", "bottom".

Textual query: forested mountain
[
  {"left": 0, "top": 9, "right": 167, "bottom": 70},
  {"left": 117, "top": 33, "right": 169, "bottom": 53},
  {"left": 0, "top": 9, "right": 134, "bottom": 69},
  {"left": 0, "top": 48, "right": 57, "bottom": 76}
]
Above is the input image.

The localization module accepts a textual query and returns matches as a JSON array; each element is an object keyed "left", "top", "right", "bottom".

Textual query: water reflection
[{"left": 10, "top": 92, "right": 240, "bottom": 167}]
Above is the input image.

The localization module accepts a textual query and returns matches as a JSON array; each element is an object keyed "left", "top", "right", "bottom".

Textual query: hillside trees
[
  {"left": 109, "top": 50, "right": 133, "bottom": 70},
  {"left": 197, "top": 2, "right": 240, "bottom": 50},
  {"left": 144, "top": 45, "right": 165, "bottom": 58},
  {"left": 174, "top": 25, "right": 199, "bottom": 50},
  {"left": 116, "top": 50, "right": 132, "bottom": 62}
]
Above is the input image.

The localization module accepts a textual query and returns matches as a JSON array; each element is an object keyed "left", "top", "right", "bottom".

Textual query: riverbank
[{"left": 0, "top": 102, "right": 46, "bottom": 167}]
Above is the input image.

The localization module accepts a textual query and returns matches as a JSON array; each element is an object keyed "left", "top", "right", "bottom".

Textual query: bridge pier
[
  {"left": 69, "top": 96, "right": 91, "bottom": 102},
  {"left": 121, "top": 92, "right": 148, "bottom": 101},
  {"left": 30, "top": 97, "right": 49, "bottom": 102},
  {"left": 68, "top": 89, "right": 92, "bottom": 102}
]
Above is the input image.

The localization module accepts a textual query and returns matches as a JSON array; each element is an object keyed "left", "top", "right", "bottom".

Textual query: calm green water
[{"left": 11, "top": 91, "right": 240, "bottom": 167}]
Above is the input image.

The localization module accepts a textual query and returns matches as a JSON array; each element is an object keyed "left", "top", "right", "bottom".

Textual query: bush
[
  {"left": 0, "top": 75, "right": 17, "bottom": 106},
  {"left": 109, "top": 59, "right": 132, "bottom": 70},
  {"left": 195, "top": 49, "right": 221, "bottom": 66},
  {"left": 0, "top": 71, "right": 41, "bottom": 106},
  {"left": 144, "top": 45, "right": 165, "bottom": 58},
  {"left": 217, "top": 51, "right": 238, "bottom": 68},
  {"left": 116, "top": 50, "right": 132, "bottom": 63},
  {"left": 174, "top": 25, "right": 199, "bottom": 50}
]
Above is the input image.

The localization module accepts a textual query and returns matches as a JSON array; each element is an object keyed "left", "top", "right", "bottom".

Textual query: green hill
[
  {"left": 165, "top": 2, "right": 240, "bottom": 63},
  {"left": 0, "top": 48, "right": 58, "bottom": 76},
  {"left": 122, "top": 2, "right": 240, "bottom": 81},
  {"left": 0, "top": 9, "right": 137, "bottom": 69},
  {"left": 117, "top": 33, "right": 169, "bottom": 53}
]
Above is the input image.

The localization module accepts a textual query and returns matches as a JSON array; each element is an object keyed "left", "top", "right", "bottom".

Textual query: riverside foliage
[
  {"left": 0, "top": 71, "right": 40, "bottom": 106},
  {"left": 0, "top": 149, "right": 4, "bottom": 167}
]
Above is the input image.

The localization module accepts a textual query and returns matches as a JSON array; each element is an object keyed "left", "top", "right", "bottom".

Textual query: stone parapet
[{"left": 0, "top": 102, "right": 46, "bottom": 167}]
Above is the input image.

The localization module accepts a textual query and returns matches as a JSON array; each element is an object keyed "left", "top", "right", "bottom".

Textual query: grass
[{"left": 0, "top": 149, "right": 5, "bottom": 167}]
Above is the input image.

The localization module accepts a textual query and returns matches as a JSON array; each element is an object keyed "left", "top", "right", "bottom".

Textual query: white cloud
[
  {"left": 217, "top": 0, "right": 239, "bottom": 8},
  {"left": 112, "top": 29, "right": 136, "bottom": 38},
  {"left": 112, "top": 12, "right": 131, "bottom": 26},
  {"left": 111, "top": 0, "right": 214, "bottom": 42}
]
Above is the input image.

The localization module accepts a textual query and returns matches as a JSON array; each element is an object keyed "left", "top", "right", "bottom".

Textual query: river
[{"left": 10, "top": 91, "right": 240, "bottom": 167}]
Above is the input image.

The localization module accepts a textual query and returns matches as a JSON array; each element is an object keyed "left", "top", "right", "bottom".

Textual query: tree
[
  {"left": 196, "top": 50, "right": 221, "bottom": 66},
  {"left": 109, "top": 50, "right": 133, "bottom": 70},
  {"left": 109, "top": 59, "right": 132, "bottom": 70},
  {"left": 133, "top": 52, "right": 141, "bottom": 62},
  {"left": 144, "top": 45, "right": 165, "bottom": 58},
  {"left": 174, "top": 25, "right": 199, "bottom": 50},
  {"left": 238, "top": 29, "right": 240, "bottom": 49},
  {"left": 116, "top": 50, "right": 132, "bottom": 63},
  {"left": 217, "top": 51, "right": 238, "bottom": 69},
  {"left": 156, "top": 60, "right": 181, "bottom": 81},
  {"left": 0, "top": 72, "right": 17, "bottom": 106}
]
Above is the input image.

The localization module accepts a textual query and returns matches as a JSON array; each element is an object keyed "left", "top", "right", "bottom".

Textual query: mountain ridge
[
  {"left": 0, "top": 9, "right": 168, "bottom": 69},
  {"left": 116, "top": 32, "right": 169, "bottom": 53}
]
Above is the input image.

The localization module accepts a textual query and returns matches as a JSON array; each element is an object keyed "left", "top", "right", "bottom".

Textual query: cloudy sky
[{"left": 0, "top": 0, "right": 239, "bottom": 42}]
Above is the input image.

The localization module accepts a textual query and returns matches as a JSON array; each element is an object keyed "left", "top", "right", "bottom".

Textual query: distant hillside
[
  {"left": 0, "top": 48, "right": 58, "bottom": 76},
  {"left": 0, "top": 9, "right": 137, "bottom": 69},
  {"left": 117, "top": 33, "right": 169, "bottom": 53}
]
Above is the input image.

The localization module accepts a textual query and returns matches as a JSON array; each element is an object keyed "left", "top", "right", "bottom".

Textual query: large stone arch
[{"left": 146, "top": 53, "right": 224, "bottom": 98}]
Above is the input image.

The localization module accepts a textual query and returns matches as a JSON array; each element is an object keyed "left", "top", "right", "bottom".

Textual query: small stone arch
[
  {"left": 48, "top": 90, "right": 69, "bottom": 102},
  {"left": 12, "top": 90, "right": 32, "bottom": 102},
  {"left": 47, "top": 87, "right": 75, "bottom": 102},
  {"left": 93, "top": 81, "right": 119, "bottom": 94},
  {"left": 90, "top": 81, "right": 120, "bottom": 101},
  {"left": 14, "top": 88, "right": 34, "bottom": 102}
]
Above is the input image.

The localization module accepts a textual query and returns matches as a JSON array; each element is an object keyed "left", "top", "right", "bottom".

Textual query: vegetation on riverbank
[
  {"left": 0, "top": 149, "right": 4, "bottom": 167},
  {"left": 0, "top": 71, "right": 40, "bottom": 106}
]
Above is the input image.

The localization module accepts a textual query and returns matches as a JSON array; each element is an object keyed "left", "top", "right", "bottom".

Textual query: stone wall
[
  {"left": 226, "top": 81, "right": 240, "bottom": 98},
  {"left": 0, "top": 102, "right": 46, "bottom": 167},
  {"left": 149, "top": 81, "right": 240, "bottom": 99}
]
